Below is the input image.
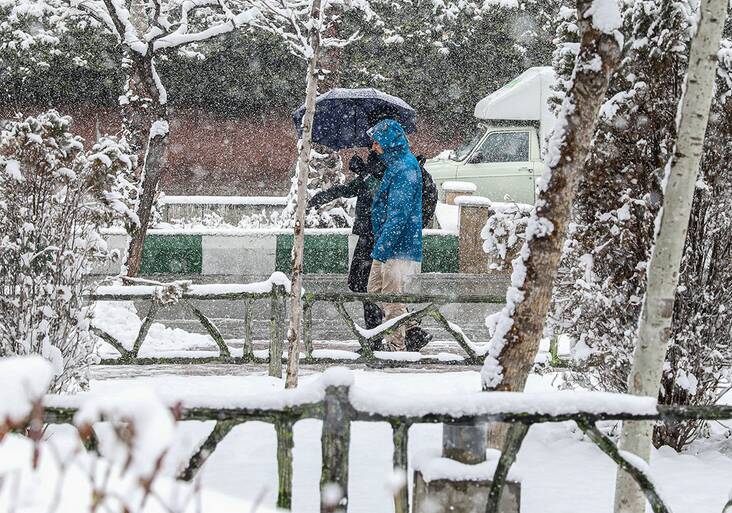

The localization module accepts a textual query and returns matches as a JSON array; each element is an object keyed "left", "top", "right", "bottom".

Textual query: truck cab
[
  {"left": 426, "top": 123, "right": 543, "bottom": 205},
  {"left": 425, "top": 67, "right": 556, "bottom": 205}
]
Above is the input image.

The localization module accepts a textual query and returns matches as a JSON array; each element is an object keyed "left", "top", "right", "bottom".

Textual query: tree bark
[
  {"left": 124, "top": 54, "right": 170, "bottom": 278},
  {"left": 482, "top": 0, "right": 622, "bottom": 393},
  {"left": 285, "top": 0, "right": 322, "bottom": 389},
  {"left": 613, "top": 0, "right": 728, "bottom": 511}
]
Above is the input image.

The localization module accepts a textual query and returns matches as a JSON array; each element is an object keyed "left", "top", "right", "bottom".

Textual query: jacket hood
[{"left": 368, "top": 119, "right": 409, "bottom": 154}]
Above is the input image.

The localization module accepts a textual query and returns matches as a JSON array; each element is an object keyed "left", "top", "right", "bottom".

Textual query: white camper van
[{"left": 425, "top": 67, "right": 557, "bottom": 205}]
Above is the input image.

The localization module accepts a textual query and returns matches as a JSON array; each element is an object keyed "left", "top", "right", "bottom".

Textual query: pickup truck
[{"left": 425, "top": 67, "right": 556, "bottom": 205}]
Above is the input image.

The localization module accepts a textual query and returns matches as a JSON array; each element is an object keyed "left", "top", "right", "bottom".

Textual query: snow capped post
[
  {"left": 613, "top": 0, "right": 728, "bottom": 510},
  {"left": 480, "top": 0, "right": 623, "bottom": 394},
  {"left": 246, "top": 0, "right": 373, "bottom": 388}
]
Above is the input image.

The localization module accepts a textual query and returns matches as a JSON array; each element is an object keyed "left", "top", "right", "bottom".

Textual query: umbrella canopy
[{"left": 292, "top": 88, "right": 416, "bottom": 150}]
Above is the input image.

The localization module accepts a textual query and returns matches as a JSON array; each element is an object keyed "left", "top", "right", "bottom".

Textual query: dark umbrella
[{"left": 292, "top": 88, "right": 417, "bottom": 150}]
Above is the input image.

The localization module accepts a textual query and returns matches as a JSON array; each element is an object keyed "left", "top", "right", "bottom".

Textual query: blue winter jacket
[{"left": 369, "top": 120, "right": 423, "bottom": 262}]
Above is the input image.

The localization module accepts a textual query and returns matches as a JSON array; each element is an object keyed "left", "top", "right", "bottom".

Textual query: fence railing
[
  {"left": 43, "top": 369, "right": 732, "bottom": 513},
  {"left": 89, "top": 274, "right": 501, "bottom": 374}
]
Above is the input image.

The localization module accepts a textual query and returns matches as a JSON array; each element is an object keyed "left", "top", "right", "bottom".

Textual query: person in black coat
[
  {"left": 309, "top": 152, "right": 385, "bottom": 349},
  {"left": 309, "top": 151, "right": 432, "bottom": 352}
]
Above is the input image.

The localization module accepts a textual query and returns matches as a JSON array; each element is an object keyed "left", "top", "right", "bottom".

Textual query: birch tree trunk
[
  {"left": 285, "top": 0, "right": 322, "bottom": 388},
  {"left": 613, "top": 0, "right": 728, "bottom": 510},
  {"left": 481, "top": 0, "right": 622, "bottom": 394}
]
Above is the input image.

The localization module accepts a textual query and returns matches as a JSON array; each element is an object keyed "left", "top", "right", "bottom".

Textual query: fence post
[
  {"left": 243, "top": 298, "right": 254, "bottom": 361},
  {"left": 270, "top": 284, "right": 286, "bottom": 378},
  {"left": 456, "top": 196, "right": 493, "bottom": 274},
  {"left": 303, "top": 298, "right": 314, "bottom": 359},
  {"left": 320, "top": 379, "right": 352, "bottom": 512},
  {"left": 414, "top": 419, "right": 522, "bottom": 513},
  {"left": 276, "top": 418, "right": 294, "bottom": 510},
  {"left": 442, "top": 421, "right": 486, "bottom": 464},
  {"left": 392, "top": 421, "right": 410, "bottom": 513}
]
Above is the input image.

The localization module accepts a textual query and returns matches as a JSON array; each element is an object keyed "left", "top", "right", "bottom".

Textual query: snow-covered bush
[
  {"left": 0, "top": 355, "right": 208, "bottom": 513},
  {"left": 548, "top": 1, "right": 579, "bottom": 116},
  {"left": 0, "top": 355, "right": 54, "bottom": 434},
  {"left": 480, "top": 204, "right": 532, "bottom": 271},
  {"left": 654, "top": 53, "right": 732, "bottom": 449},
  {"left": 0, "top": 111, "right": 137, "bottom": 392}
]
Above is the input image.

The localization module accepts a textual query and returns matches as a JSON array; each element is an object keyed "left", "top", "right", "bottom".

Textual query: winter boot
[{"left": 405, "top": 327, "right": 432, "bottom": 352}]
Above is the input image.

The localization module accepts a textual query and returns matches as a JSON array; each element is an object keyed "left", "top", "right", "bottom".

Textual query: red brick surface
[{"left": 2, "top": 106, "right": 459, "bottom": 195}]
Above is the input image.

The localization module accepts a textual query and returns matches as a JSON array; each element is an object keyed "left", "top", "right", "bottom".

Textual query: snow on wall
[
  {"left": 161, "top": 196, "right": 288, "bottom": 206},
  {"left": 413, "top": 448, "right": 522, "bottom": 483},
  {"left": 101, "top": 227, "right": 458, "bottom": 237}
]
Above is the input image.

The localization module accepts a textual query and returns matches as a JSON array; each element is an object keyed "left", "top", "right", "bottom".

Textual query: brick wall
[{"left": 2, "top": 105, "right": 461, "bottom": 196}]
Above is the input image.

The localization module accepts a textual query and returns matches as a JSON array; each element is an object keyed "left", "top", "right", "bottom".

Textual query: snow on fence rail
[
  {"left": 160, "top": 195, "right": 288, "bottom": 206},
  {"left": 89, "top": 273, "right": 503, "bottom": 372},
  {"left": 40, "top": 368, "right": 732, "bottom": 513}
]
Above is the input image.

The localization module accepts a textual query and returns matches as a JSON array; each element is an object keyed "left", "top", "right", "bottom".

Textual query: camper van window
[
  {"left": 469, "top": 131, "right": 529, "bottom": 164},
  {"left": 451, "top": 125, "right": 486, "bottom": 161}
]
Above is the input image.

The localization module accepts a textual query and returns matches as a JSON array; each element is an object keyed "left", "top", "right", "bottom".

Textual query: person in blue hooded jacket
[{"left": 366, "top": 119, "right": 423, "bottom": 351}]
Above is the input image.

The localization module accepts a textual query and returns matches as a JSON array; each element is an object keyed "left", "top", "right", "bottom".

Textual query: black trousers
[{"left": 348, "top": 235, "right": 383, "bottom": 331}]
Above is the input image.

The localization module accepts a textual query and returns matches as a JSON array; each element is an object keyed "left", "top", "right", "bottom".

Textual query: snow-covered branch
[
  {"left": 153, "top": 3, "right": 259, "bottom": 50},
  {"left": 98, "top": 0, "right": 147, "bottom": 53}
]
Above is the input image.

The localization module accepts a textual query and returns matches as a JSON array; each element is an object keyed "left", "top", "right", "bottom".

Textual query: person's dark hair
[{"left": 366, "top": 107, "right": 398, "bottom": 128}]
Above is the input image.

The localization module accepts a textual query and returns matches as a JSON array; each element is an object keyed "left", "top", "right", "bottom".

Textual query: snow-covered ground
[{"left": 35, "top": 370, "right": 732, "bottom": 513}]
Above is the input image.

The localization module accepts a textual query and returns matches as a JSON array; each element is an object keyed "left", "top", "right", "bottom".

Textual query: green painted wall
[
  {"left": 422, "top": 234, "right": 459, "bottom": 273},
  {"left": 140, "top": 234, "right": 202, "bottom": 274},
  {"left": 134, "top": 232, "right": 459, "bottom": 274},
  {"left": 275, "top": 234, "right": 350, "bottom": 274}
]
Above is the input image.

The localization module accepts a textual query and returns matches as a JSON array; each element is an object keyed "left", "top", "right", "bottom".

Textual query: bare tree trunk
[
  {"left": 285, "top": 0, "right": 322, "bottom": 389},
  {"left": 123, "top": 54, "right": 170, "bottom": 278},
  {"left": 613, "top": 0, "right": 728, "bottom": 510},
  {"left": 125, "top": 116, "right": 169, "bottom": 277},
  {"left": 481, "top": 0, "right": 622, "bottom": 394}
]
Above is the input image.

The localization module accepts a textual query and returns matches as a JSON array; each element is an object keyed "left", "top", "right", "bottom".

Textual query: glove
[
  {"left": 349, "top": 155, "right": 366, "bottom": 175},
  {"left": 366, "top": 151, "right": 387, "bottom": 179},
  {"left": 308, "top": 192, "right": 324, "bottom": 209}
]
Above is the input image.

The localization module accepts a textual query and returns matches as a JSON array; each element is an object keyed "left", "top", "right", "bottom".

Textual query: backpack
[{"left": 417, "top": 155, "right": 438, "bottom": 227}]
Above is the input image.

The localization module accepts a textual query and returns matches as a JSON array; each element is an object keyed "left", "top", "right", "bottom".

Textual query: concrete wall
[{"left": 97, "top": 228, "right": 459, "bottom": 277}]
